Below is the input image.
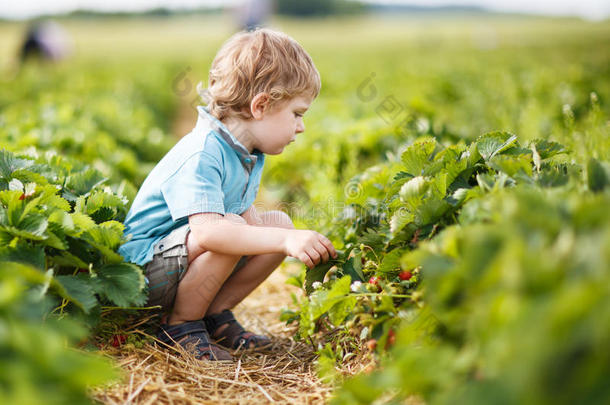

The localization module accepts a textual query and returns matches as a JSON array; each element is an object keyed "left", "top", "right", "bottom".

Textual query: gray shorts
[{"left": 144, "top": 224, "right": 248, "bottom": 311}]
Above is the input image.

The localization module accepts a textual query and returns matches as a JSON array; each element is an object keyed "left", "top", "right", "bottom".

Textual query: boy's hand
[{"left": 283, "top": 229, "right": 337, "bottom": 269}]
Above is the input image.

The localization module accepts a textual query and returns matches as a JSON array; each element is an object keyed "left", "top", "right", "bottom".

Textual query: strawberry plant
[
  {"left": 0, "top": 261, "right": 118, "bottom": 404},
  {"left": 0, "top": 149, "right": 147, "bottom": 315},
  {"left": 0, "top": 14, "right": 608, "bottom": 404},
  {"left": 334, "top": 187, "right": 610, "bottom": 404},
  {"left": 287, "top": 132, "right": 572, "bottom": 346},
  {"left": 0, "top": 62, "right": 177, "bottom": 403}
]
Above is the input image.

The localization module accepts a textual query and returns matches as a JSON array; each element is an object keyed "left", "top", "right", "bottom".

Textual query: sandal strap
[
  {"left": 191, "top": 341, "right": 233, "bottom": 361},
  {"left": 203, "top": 309, "right": 236, "bottom": 331},
  {"left": 203, "top": 310, "right": 271, "bottom": 350},
  {"left": 157, "top": 320, "right": 208, "bottom": 344}
]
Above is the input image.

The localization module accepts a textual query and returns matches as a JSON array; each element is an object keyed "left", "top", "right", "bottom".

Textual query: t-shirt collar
[{"left": 196, "top": 106, "right": 262, "bottom": 173}]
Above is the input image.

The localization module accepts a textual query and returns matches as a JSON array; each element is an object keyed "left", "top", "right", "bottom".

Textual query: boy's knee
[
  {"left": 225, "top": 213, "right": 248, "bottom": 225},
  {"left": 262, "top": 210, "right": 294, "bottom": 229}
]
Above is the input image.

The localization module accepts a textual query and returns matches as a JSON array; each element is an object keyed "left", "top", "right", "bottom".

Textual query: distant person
[
  {"left": 235, "top": 0, "right": 272, "bottom": 31},
  {"left": 119, "top": 29, "right": 336, "bottom": 361},
  {"left": 20, "top": 21, "right": 71, "bottom": 63}
]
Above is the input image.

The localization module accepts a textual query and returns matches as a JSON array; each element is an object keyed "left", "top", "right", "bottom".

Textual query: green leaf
[
  {"left": 489, "top": 155, "right": 533, "bottom": 177},
  {"left": 377, "top": 249, "right": 405, "bottom": 273},
  {"left": 587, "top": 158, "right": 610, "bottom": 192},
  {"left": 55, "top": 275, "right": 98, "bottom": 313},
  {"left": 10, "top": 169, "right": 50, "bottom": 186},
  {"left": 48, "top": 210, "right": 75, "bottom": 233},
  {"left": 390, "top": 207, "right": 414, "bottom": 235},
  {"left": 400, "top": 137, "right": 437, "bottom": 176},
  {"left": 70, "top": 212, "right": 96, "bottom": 235},
  {"left": 305, "top": 260, "right": 336, "bottom": 295},
  {"left": 0, "top": 214, "right": 48, "bottom": 241},
  {"left": 328, "top": 295, "right": 357, "bottom": 326},
  {"left": 0, "top": 244, "right": 46, "bottom": 269},
  {"left": 399, "top": 176, "right": 428, "bottom": 201},
  {"left": 310, "top": 275, "right": 352, "bottom": 319},
  {"left": 42, "top": 226, "right": 68, "bottom": 250},
  {"left": 94, "top": 263, "right": 146, "bottom": 307},
  {"left": 37, "top": 185, "right": 71, "bottom": 211},
  {"left": 77, "top": 190, "right": 127, "bottom": 223},
  {"left": 342, "top": 257, "right": 365, "bottom": 282},
  {"left": 62, "top": 168, "right": 107, "bottom": 201},
  {"left": 49, "top": 250, "right": 90, "bottom": 270},
  {"left": 82, "top": 221, "right": 125, "bottom": 263},
  {"left": 414, "top": 197, "right": 450, "bottom": 226},
  {"left": 536, "top": 166, "right": 570, "bottom": 188},
  {"left": 476, "top": 131, "right": 518, "bottom": 161},
  {"left": 0, "top": 150, "right": 35, "bottom": 184},
  {"left": 531, "top": 139, "right": 567, "bottom": 160},
  {"left": 359, "top": 229, "right": 388, "bottom": 252}
]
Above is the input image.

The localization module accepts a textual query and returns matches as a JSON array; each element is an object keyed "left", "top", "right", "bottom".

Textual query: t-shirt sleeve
[{"left": 160, "top": 152, "right": 225, "bottom": 221}]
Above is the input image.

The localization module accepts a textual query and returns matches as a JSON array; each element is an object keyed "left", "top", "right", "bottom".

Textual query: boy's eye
[{"left": 294, "top": 112, "right": 304, "bottom": 118}]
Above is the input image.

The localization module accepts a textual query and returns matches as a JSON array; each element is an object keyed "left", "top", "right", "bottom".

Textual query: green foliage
[
  {"left": 278, "top": 38, "right": 609, "bottom": 400},
  {"left": 1, "top": 14, "right": 609, "bottom": 403},
  {"left": 0, "top": 150, "right": 147, "bottom": 315},
  {"left": 293, "top": 132, "right": 574, "bottom": 347},
  {"left": 0, "top": 59, "right": 176, "bottom": 402},
  {"left": 0, "top": 262, "right": 118, "bottom": 404},
  {"left": 334, "top": 188, "right": 610, "bottom": 404}
]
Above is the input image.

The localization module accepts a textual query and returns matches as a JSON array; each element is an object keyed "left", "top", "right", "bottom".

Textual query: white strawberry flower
[
  {"left": 312, "top": 281, "right": 323, "bottom": 290},
  {"left": 350, "top": 281, "right": 363, "bottom": 292}
]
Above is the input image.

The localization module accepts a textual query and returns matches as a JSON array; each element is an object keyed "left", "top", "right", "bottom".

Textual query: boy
[{"left": 119, "top": 28, "right": 337, "bottom": 361}]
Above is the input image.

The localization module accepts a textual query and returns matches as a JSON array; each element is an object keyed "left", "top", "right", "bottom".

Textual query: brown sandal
[
  {"left": 157, "top": 320, "right": 232, "bottom": 361},
  {"left": 203, "top": 310, "right": 272, "bottom": 351}
]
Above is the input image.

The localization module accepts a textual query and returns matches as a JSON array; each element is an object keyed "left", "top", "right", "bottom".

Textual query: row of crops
[
  {"left": 287, "top": 128, "right": 610, "bottom": 404},
  {"left": 0, "top": 64, "right": 179, "bottom": 403},
  {"left": 1, "top": 16, "right": 609, "bottom": 404},
  {"left": 266, "top": 18, "right": 610, "bottom": 404}
]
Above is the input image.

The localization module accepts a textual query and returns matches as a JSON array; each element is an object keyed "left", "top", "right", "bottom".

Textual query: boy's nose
[{"left": 296, "top": 121, "right": 305, "bottom": 134}]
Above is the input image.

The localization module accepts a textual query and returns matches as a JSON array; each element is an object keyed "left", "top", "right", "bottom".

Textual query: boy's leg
[
  {"left": 205, "top": 210, "right": 293, "bottom": 315},
  {"left": 167, "top": 214, "right": 246, "bottom": 325}
]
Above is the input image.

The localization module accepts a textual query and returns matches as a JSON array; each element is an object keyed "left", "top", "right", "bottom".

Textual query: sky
[{"left": 1, "top": 0, "right": 609, "bottom": 20}]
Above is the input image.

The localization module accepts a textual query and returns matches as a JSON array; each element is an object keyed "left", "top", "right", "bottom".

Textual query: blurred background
[{"left": 2, "top": 0, "right": 608, "bottom": 209}]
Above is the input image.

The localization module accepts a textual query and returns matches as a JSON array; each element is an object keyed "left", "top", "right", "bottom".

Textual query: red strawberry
[
  {"left": 368, "top": 276, "right": 381, "bottom": 292},
  {"left": 385, "top": 329, "right": 396, "bottom": 349},
  {"left": 366, "top": 339, "right": 377, "bottom": 351},
  {"left": 398, "top": 270, "right": 413, "bottom": 281},
  {"left": 111, "top": 334, "right": 127, "bottom": 347}
]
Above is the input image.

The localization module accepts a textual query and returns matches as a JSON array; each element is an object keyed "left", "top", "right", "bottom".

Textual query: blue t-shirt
[{"left": 119, "top": 106, "right": 265, "bottom": 265}]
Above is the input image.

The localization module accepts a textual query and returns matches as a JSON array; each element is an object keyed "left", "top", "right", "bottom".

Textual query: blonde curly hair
[{"left": 199, "top": 28, "right": 321, "bottom": 121}]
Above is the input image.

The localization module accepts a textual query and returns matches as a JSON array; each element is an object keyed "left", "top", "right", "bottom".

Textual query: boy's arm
[{"left": 188, "top": 212, "right": 336, "bottom": 268}]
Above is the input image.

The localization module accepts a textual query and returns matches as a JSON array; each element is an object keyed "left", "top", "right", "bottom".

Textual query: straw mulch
[{"left": 92, "top": 264, "right": 339, "bottom": 404}]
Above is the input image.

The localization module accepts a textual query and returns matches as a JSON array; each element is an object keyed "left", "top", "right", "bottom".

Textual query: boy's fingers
[
  {"left": 314, "top": 241, "right": 329, "bottom": 262},
  {"left": 306, "top": 248, "right": 322, "bottom": 265},
  {"left": 299, "top": 253, "right": 314, "bottom": 269},
  {"left": 318, "top": 234, "right": 337, "bottom": 258}
]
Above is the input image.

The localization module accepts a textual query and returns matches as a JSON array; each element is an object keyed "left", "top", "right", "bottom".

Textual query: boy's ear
[{"left": 250, "top": 93, "right": 270, "bottom": 120}]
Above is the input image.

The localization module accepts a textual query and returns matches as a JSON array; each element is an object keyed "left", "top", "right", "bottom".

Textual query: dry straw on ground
[{"left": 92, "top": 265, "right": 336, "bottom": 404}]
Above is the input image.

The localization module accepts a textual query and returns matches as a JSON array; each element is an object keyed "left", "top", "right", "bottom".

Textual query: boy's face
[{"left": 251, "top": 95, "right": 312, "bottom": 155}]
